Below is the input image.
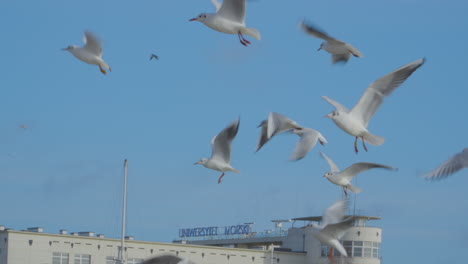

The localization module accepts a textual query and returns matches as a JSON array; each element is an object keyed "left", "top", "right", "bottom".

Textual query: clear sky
[{"left": 1, "top": 0, "right": 468, "bottom": 263}]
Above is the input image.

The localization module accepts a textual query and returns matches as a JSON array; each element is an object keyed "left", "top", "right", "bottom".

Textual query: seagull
[
  {"left": 290, "top": 128, "right": 327, "bottom": 161},
  {"left": 322, "top": 58, "right": 425, "bottom": 153},
  {"left": 320, "top": 152, "right": 397, "bottom": 196},
  {"left": 255, "top": 112, "right": 303, "bottom": 152},
  {"left": 301, "top": 21, "right": 363, "bottom": 64},
  {"left": 308, "top": 199, "right": 353, "bottom": 261},
  {"left": 150, "top": 54, "right": 159, "bottom": 60},
  {"left": 195, "top": 118, "right": 240, "bottom": 183},
  {"left": 424, "top": 148, "right": 468, "bottom": 180},
  {"left": 62, "top": 31, "right": 111, "bottom": 74},
  {"left": 189, "top": 0, "right": 261, "bottom": 46},
  {"left": 142, "top": 255, "right": 196, "bottom": 264}
]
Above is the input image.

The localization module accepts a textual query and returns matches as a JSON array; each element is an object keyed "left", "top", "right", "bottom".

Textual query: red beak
[{"left": 189, "top": 18, "right": 197, "bottom": 22}]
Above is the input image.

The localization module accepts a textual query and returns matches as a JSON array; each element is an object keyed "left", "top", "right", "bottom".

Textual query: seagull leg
[
  {"left": 218, "top": 172, "right": 225, "bottom": 184},
  {"left": 361, "top": 137, "right": 368, "bottom": 152},
  {"left": 99, "top": 66, "right": 107, "bottom": 75},
  {"left": 319, "top": 140, "right": 325, "bottom": 146},
  {"left": 328, "top": 247, "right": 334, "bottom": 263},
  {"left": 238, "top": 32, "right": 250, "bottom": 46},
  {"left": 354, "top": 137, "right": 359, "bottom": 154},
  {"left": 343, "top": 188, "right": 348, "bottom": 197}
]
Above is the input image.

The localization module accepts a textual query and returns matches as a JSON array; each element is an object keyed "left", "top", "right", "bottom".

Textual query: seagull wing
[
  {"left": 300, "top": 21, "right": 344, "bottom": 44},
  {"left": 319, "top": 152, "right": 340, "bottom": 172},
  {"left": 143, "top": 255, "right": 188, "bottom": 264},
  {"left": 255, "top": 120, "right": 269, "bottom": 152},
  {"left": 267, "top": 112, "right": 302, "bottom": 139},
  {"left": 321, "top": 96, "right": 350, "bottom": 113},
  {"left": 210, "top": 118, "right": 240, "bottom": 164},
  {"left": 217, "top": 0, "right": 246, "bottom": 24},
  {"left": 290, "top": 128, "right": 324, "bottom": 161},
  {"left": 341, "top": 162, "right": 397, "bottom": 181},
  {"left": 211, "top": 0, "right": 222, "bottom": 11},
  {"left": 322, "top": 217, "right": 354, "bottom": 241},
  {"left": 350, "top": 58, "right": 425, "bottom": 127},
  {"left": 425, "top": 148, "right": 468, "bottom": 180},
  {"left": 83, "top": 31, "right": 103, "bottom": 57},
  {"left": 322, "top": 199, "right": 348, "bottom": 227}
]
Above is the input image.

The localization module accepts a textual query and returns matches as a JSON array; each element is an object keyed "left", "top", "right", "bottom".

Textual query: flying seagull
[
  {"left": 142, "top": 255, "right": 196, "bottom": 264},
  {"left": 150, "top": 54, "right": 159, "bottom": 60},
  {"left": 320, "top": 152, "right": 397, "bottom": 196},
  {"left": 290, "top": 128, "right": 327, "bottom": 161},
  {"left": 62, "top": 31, "right": 111, "bottom": 74},
  {"left": 301, "top": 21, "right": 363, "bottom": 64},
  {"left": 189, "top": 0, "right": 261, "bottom": 46},
  {"left": 308, "top": 199, "right": 354, "bottom": 261},
  {"left": 256, "top": 112, "right": 303, "bottom": 152},
  {"left": 195, "top": 118, "right": 240, "bottom": 183},
  {"left": 424, "top": 148, "right": 468, "bottom": 180},
  {"left": 322, "top": 58, "right": 425, "bottom": 153}
]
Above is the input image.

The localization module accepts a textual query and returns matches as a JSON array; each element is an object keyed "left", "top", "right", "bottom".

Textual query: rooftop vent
[
  {"left": 59, "top": 230, "right": 68, "bottom": 235},
  {"left": 0, "top": 226, "right": 5, "bottom": 231},
  {"left": 125, "top": 236, "right": 134, "bottom": 240},
  {"left": 27, "top": 227, "right": 43, "bottom": 233},
  {"left": 71, "top": 232, "right": 79, "bottom": 236},
  {"left": 97, "top": 234, "right": 105, "bottom": 238},
  {"left": 78, "top": 232, "right": 95, "bottom": 237}
]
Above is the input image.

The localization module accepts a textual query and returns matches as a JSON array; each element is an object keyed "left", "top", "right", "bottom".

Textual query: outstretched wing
[
  {"left": 321, "top": 96, "right": 350, "bottom": 113},
  {"left": 332, "top": 53, "right": 351, "bottom": 64},
  {"left": 290, "top": 128, "right": 324, "bottom": 161},
  {"left": 143, "top": 255, "right": 196, "bottom": 264},
  {"left": 342, "top": 162, "right": 397, "bottom": 181},
  {"left": 210, "top": 118, "right": 240, "bottom": 164},
  {"left": 211, "top": 0, "right": 222, "bottom": 11},
  {"left": 255, "top": 120, "right": 269, "bottom": 152},
  {"left": 350, "top": 58, "right": 425, "bottom": 127},
  {"left": 217, "top": 0, "right": 246, "bottom": 24},
  {"left": 83, "top": 31, "right": 102, "bottom": 57},
  {"left": 300, "top": 21, "right": 344, "bottom": 45},
  {"left": 322, "top": 216, "right": 354, "bottom": 240},
  {"left": 267, "top": 112, "right": 301, "bottom": 139},
  {"left": 425, "top": 148, "right": 468, "bottom": 180},
  {"left": 319, "top": 152, "right": 340, "bottom": 173},
  {"left": 322, "top": 199, "right": 348, "bottom": 227}
]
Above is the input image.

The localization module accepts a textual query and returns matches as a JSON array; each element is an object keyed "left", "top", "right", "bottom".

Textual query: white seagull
[
  {"left": 290, "top": 128, "right": 327, "bottom": 161},
  {"left": 189, "top": 0, "right": 261, "bottom": 46},
  {"left": 195, "top": 118, "right": 240, "bottom": 183},
  {"left": 256, "top": 112, "right": 302, "bottom": 152},
  {"left": 143, "top": 255, "right": 195, "bottom": 264},
  {"left": 62, "top": 31, "right": 111, "bottom": 74},
  {"left": 322, "top": 58, "right": 425, "bottom": 153},
  {"left": 301, "top": 21, "right": 363, "bottom": 64},
  {"left": 308, "top": 199, "right": 353, "bottom": 260},
  {"left": 320, "top": 152, "right": 397, "bottom": 196},
  {"left": 425, "top": 148, "right": 468, "bottom": 180}
]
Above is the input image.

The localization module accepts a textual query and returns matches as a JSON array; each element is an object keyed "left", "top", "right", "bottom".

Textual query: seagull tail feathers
[
  {"left": 242, "top": 27, "right": 261, "bottom": 40},
  {"left": 363, "top": 132, "right": 385, "bottom": 146}
]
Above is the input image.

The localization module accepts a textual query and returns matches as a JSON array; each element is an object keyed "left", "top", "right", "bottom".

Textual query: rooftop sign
[{"left": 179, "top": 224, "right": 251, "bottom": 238}]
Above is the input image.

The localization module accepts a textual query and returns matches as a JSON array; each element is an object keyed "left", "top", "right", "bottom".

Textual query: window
[
  {"left": 320, "top": 245, "right": 328, "bottom": 257},
  {"left": 53, "top": 252, "right": 69, "bottom": 264},
  {"left": 74, "top": 254, "right": 91, "bottom": 264},
  {"left": 353, "top": 247, "right": 362, "bottom": 257}
]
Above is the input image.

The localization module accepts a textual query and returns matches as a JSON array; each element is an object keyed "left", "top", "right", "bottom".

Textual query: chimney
[
  {"left": 27, "top": 227, "right": 43, "bottom": 233},
  {"left": 59, "top": 230, "right": 68, "bottom": 235}
]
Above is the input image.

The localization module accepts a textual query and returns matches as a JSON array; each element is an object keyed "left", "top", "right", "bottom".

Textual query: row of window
[
  {"left": 321, "top": 240, "right": 380, "bottom": 259},
  {"left": 53, "top": 252, "right": 143, "bottom": 264}
]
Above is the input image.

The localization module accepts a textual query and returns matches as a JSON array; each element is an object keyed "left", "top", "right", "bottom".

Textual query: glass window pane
[
  {"left": 372, "top": 242, "right": 380, "bottom": 248},
  {"left": 343, "top": 241, "right": 352, "bottom": 246},
  {"left": 321, "top": 245, "right": 328, "bottom": 257},
  {"left": 373, "top": 248, "right": 379, "bottom": 258},
  {"left": 354, "top": 241, "right": 363, "bottom": 246},
  {"left": 345, "top": 246, "right": 352, "bottom": 256},
  {"left": 364, "top": 248, "right": 372, "bottom": 257},
  {"left": 353, "top": 247, "right": 362, "bottom": 257},
  {"left": 363, "top": 241, "right": 372, "bottom": 247}
]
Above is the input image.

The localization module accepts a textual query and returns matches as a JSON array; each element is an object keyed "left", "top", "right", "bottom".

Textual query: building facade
[{"left": 0, "top": 215, "right": 381, "bottom": 264}]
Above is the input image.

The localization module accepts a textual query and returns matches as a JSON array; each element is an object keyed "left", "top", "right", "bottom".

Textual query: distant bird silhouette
[
  {"left": 425, "top": 148, "right": 468, "bottom": 180},
  {"left": 150, "top": 54, "right": 159, "bottom": 60}
]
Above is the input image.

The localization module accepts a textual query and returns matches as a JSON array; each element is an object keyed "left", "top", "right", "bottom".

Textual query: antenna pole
[{"left": 119, "top": 159, "right": 128, "bottom": 264}]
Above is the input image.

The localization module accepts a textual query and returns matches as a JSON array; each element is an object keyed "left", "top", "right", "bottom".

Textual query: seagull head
[
  {"left": 318, "top": 42, "right": 326, "bottom": 51},
  {"left": 189, "top": 13, "right": 208, "bottom": 22},
  {"left": 194, "top": 158, "right": 208, "bottom": 166},
  {"left": 324, "top": 110, "right": 339, "bottom": 119},
  {"left": 323, "top": 172, "right": 333, "bottom": 178},
  {"left": 62, "top": 45, "right": 78, "bottom": 51}
]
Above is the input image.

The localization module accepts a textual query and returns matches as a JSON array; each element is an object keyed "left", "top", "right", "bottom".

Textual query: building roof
[{"left": 291, "top": 215, "right": 381, "bottom": 222}]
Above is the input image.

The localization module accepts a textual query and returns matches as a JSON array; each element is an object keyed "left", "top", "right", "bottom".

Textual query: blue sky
[{"left": 1, "top": 0, "right": 468, "bottom": 263}]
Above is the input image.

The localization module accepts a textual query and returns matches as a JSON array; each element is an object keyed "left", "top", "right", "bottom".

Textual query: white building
[{"left": 0, "top": 215, "right": 381, "bottom": 264}]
